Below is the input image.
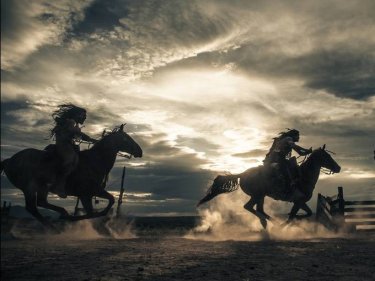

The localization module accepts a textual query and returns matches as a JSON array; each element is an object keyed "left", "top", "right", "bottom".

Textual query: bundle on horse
[
  {"left": 197, "top": 145, "right": 340, "bottom": 228},
  {"left": 1, "top": 124, "right": 142, "bottom": 226}
]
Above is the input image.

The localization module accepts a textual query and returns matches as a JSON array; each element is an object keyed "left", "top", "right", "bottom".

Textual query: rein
[
  {"left": 78, "top": 139, "right": 133, "bottom": 159},
  {"left": 321, "top": 149, "right": 337, "bottom": 174},
  {"left": 298, "top": 149, "right": 337, "bottom": 175},
  {"left": 320, "top": 168, "right": 334, "bottom": 175},
  {"left": 297, "top": 154, "right": 308, "bottom": 164},
  {"left": 117, "top": 152, "right": 132, "bottom": 159}
]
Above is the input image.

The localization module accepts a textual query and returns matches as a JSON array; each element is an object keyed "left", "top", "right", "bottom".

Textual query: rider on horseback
[
  {"left": 263, "top": 129, "right": 312, "bottom": 194},
  {"left": 50, "top": 104, "right": 97, "bottom": 198}
]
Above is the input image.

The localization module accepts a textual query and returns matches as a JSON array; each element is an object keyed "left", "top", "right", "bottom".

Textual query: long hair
[
  {"left": 278, "top": 128, "right": 299, "bottom": 139},
  {"left": 50, "top": 103, "right": 86, "bottom": 138},
  {"left": 264, "top": 129, "right": 299, "bottom": 159}
]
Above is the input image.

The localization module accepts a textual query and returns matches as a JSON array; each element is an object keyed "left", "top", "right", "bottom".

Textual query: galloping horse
[
  {"left": 1, "top": 124, "right": 142, "bottom": 226},
  {"left": 197, "top": 145, "right": 340, "bottom": 228}
]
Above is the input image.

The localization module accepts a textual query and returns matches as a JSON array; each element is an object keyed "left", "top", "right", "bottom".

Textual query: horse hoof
[{"left": 260, "top": 219, "right": 268, "bottom": 229}]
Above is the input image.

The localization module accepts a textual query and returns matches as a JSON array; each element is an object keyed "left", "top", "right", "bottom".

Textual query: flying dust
[
  {"left": 8, "top": 213, "right": 137, "bottom": 241},
  {"left": 186, "top": 190, "right": 342, "bottom": 241}
]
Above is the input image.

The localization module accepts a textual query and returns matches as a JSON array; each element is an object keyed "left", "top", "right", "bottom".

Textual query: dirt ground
[{"left": 2, "top": 231, "right": 375, "bottom": 281}]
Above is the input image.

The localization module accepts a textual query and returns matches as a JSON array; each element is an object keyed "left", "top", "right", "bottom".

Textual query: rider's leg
[
  {"left": 287, "top": 158, "right": 300, "bottom": 190},
  {"left": 281, "top": 159, "right": 298, "bottom": 195},
  {"left": 53, "top": 143, "right": 78, "bottom": 198}
]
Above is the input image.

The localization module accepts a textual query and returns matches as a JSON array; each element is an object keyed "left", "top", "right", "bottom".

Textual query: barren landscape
[{"left": 2, "top": 216, "right": 375, "bottom": 281}]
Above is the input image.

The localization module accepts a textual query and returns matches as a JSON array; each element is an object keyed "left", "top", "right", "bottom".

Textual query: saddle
[
  {"left": 43, "top": 144, "right": 80, "bottom": 160},
  {"left": 265, "top": 157, "right": 301, "bottom": 201}
]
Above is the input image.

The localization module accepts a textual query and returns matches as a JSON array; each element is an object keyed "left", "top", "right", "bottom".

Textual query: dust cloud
[
  {"left": 187, "top": 190, "right": 342, "bottom": 241},
  {"left": 9, "top": 214, "right": 136, "bottom": 240}
]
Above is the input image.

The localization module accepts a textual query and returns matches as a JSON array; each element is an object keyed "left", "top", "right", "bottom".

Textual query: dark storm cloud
[
  {"left": 1, "top": 100, "right": 29, "bottom": 124},
  {"left": 155, "top": 43, "right": 375, "bottom": 101},
  {"left": 110, "top": 164, "right": 214, "bottom": 203},
  {"left": 70, "top": 0, "right": 125, "bottom": 35},
  {"left": 147, "top": 0, "right": 375, "bottom": 101},
  {"left": 1, "top": 1, "right": 91, "bottom": 69},
  {"left": 1, "top": 0, "right": 18, "bottom": 36},
  {"left": 129, "top": 164, "right": 212, "bottom": 200},
  {"left": 285, "top": 50, "right": 375, "bottom": 100},
  {"left": 2, "top": 0, "right": 374, "bottom": 215},
  {"left": 1, "top": 100, "right": 50, "bottom": 141},
  {"left": 106, "top": 133, "right": 215, "bottom": 204}
]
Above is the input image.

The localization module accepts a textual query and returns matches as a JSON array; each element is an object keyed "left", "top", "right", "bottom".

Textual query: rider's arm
[
  {"left": 66, "top": 119, "right": 97, "bottom": 143},
  {"left": 80, "top": 132, "right": 97, "bottom": 143},
  {"left": 290, "top": 143, "right": 312, "bottom": 156}
]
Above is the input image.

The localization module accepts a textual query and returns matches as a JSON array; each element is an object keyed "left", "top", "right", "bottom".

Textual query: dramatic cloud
[{"left": 1, "top": 0, "right": 374, "bottom": 215}]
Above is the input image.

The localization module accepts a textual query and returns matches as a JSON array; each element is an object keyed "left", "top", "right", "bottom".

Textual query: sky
[{"left": 1, "top": 0, "right": 374, "bottom": 216}]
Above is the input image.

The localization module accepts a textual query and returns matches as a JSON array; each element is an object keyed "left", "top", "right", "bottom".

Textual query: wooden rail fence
[{"left": 316, "top": 186, "right": 375, "bottom": 232}]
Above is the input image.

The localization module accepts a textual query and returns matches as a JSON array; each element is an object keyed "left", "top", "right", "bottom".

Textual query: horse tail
[{"left": 197, "top": 174, "right": 240, "bottom": 207}]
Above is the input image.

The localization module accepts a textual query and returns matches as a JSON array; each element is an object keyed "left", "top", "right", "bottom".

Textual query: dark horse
[
  {"left": 197, "top": 145, "right": 341, "bottom": 228},
  {"left": 1, "top": 124, "right": 142, "bottom": 226}
]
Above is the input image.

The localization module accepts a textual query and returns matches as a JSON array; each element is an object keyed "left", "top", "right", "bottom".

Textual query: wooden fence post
[
  {"left": 335, "top": 186, "right": 346, "bottom": 229},
  {"left": 316, "top": 193, "right": 322, "bottom": 220},
  {"left": 116, "top": 166, "right": 126, "bottom": 217},
  {"left": 337, "top": 186, "right": 344, "bottom": 215}
]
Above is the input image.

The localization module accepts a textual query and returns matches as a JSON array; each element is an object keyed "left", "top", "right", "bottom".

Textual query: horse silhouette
[
  {"left": 1, "top": 124, "right": 142, "bottom": 226},
  {"left": 197, "top": 145, "right": 341, "bottom": 228}
]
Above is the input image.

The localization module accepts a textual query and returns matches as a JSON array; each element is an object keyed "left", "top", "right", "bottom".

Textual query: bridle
[
  {"left": 297, "top": 148, "right": 337, "bottom": 175},
  {"left": 117, "top": 152, "right": 132, "bottom": 159},
  {"left": 320, "top": 149, "right": 337, "bottom": 175}
]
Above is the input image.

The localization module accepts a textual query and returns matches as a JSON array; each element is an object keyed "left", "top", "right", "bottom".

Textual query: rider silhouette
[
  {"left": 50, "top": 104, "right": 97, "bottom": 198},
  {"left": 264, "top": 129, "right": 312, "bottom": 192}
]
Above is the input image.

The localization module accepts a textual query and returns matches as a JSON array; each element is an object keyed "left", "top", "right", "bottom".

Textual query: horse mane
[
  {"left": 299, "top": 147, "right": 325, "bottom": 170},
  {"left": 101, "top": 126, "right": 123, "bottom": 137},
  {"left": 88, "top": 125, "right": 123, "bottom": 151}
]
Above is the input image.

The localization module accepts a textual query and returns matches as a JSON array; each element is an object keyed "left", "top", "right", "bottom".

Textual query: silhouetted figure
[
  {"left": 264, "top": 129, "right": 312, "bottom": 194},
  {"left": 198, "top": 145, "right": 340, "bottom": 228},
  {"left": 50, "top": 104, "right": 97, "bottom": 198},
  {"left": 1, "top": 124, "right": 142, "bottom": 226}
]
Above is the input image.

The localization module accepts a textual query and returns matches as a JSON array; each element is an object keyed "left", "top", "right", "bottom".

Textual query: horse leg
[
  {"left": 80, "top": 196, "right": 94, "bottom": 216},
  {"left": 95, "top": 190, "right": 115, "bottom": 216},
  {"left": 294, "top": 203, "right": 312, "bottom": 220},
  {"left": 256, "top": 197, "right": 273, "bottom": 221},
  {"left": 282, "top": 202, "right": 301, "bottom": 226},
  {"left": 24, "top": 189, "right": 50, "bottom": 227},
  {"left": 36, "top": 190, "right": 70, "bottom": 219},
  {"left": 244, "top": 197, "right": 268, "bottom": 229}
]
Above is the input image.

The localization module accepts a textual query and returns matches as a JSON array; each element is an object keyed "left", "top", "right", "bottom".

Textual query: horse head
[
  {"left": 312, "top": 145, "right": 341, "bottom": 174},
  {"left": 100, "top": 124, "right": 143, "bottom": 158}
]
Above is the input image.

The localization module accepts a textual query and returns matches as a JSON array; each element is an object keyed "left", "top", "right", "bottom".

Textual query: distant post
[
  {"left": 116, "top": 166, "right": 126, "bottom": 217},
  {"left": 338, "top": 186, "right": 344, "bottom": 215},
  {"left": 336, "top": 186, "right": 345, "bottom": 228}
]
